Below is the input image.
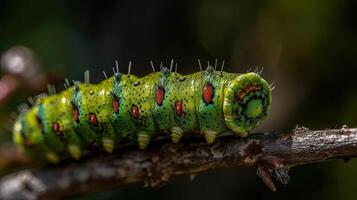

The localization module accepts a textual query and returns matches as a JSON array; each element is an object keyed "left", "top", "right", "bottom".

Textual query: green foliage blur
[{"left": 0, "top": 0, "right": 356, "bottom": 199}]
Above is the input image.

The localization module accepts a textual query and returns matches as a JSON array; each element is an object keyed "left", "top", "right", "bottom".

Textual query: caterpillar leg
[
  {"left": 68, "top": 145, "right": 81, "bottom": 160},
  {"left": 236, "top": 131, "right": 248, "bottom": 138},
  {"left": 45, "top": 152, "right": 60, "bottom": 164},
  {"left": 171, "top": 126, "right": 183, "bottom": 143},
  {"left": 204, "top": 131, "right": 218, "bottom": 144},
  {"left": 102, "top": 137, "right": 115, "bottom": 153},
  {"left": 138, "top": 132, "right": 151, "bottom": 149}
]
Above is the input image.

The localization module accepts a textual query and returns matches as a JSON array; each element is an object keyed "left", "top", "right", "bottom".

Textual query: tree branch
[{"left": 1, "top": 127, "right": 357, "bottom": 199}]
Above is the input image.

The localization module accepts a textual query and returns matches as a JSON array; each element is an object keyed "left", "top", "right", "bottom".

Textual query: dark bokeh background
[{"left": 0, "top": 0, "right": 356, "bottom": 199}]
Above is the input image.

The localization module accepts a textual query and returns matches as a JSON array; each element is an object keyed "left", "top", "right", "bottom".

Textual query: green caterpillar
[{"left": 13, "top": 63, "right": 272, "bottom": 164}]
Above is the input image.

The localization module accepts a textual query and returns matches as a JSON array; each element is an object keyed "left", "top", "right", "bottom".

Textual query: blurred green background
[{"left": 0, "top": 0, "right": 356, "bottom": 199}]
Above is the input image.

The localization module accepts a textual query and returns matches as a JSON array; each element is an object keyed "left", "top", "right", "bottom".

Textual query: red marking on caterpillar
[
  {"left": 253, "top": 84, "right": 261, "bottom": 90},
  {"left": 112, "top": 93, "right": 120, "bottom": 113},
  {"left": 175, "top": 100, "right": 184, "bottom": 116},
  {"left": 131, "top": 105, "right": 140, "bottom": 118},
  {"left": 52, "top": 122, "right": 64, "bottom": 137},
  {"left": 156, "top": 87, "right": 165, "bottom": 106},
  {"left": 89, "top": 113, "right": 98, "bottom": 125},
  {"left": 72, "top": 104, "right": 80, "bottom": 123},
  {"left": 203, "top": 83, "right": 214, "bottom": 104},
  {"left": 236, "top": 84, "right": 262, "bottom": 102},
  {"left": 52, "top": 122, "right": 60, "bottom": 132}
]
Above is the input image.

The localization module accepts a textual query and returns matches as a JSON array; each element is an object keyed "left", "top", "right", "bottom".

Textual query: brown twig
[{"left": 1, "top": 127, "right": 357, "bottom": 200}]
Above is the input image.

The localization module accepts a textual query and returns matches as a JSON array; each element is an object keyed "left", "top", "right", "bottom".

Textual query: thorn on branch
[{"left": 257, "top": 164, "right": 276, "bottom": 192}]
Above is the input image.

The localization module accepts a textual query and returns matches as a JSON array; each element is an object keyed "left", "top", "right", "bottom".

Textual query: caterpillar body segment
[
  {"left": 38, "top": 88, "right": 83, "bottom": 159},
  {"left": 13, "top": 66, "right": 272, "bottom": 163},
  {"left": 196, "top": 67, "right": 232, "bottom": 143},
  {"left": 72, "top": 78, "right": 118, "bottom": 152}
]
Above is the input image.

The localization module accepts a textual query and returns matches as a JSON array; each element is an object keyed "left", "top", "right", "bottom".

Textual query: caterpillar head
[{"left": 223, "top": 72, "right": 272, "bottom": 136}]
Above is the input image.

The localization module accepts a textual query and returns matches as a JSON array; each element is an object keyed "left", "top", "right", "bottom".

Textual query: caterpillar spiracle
[{"left": 13, "top": 62, "right": 272, "bottom": 164}]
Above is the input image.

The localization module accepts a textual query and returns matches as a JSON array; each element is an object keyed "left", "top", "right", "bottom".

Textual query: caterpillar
[{"left": 12, "top": 62, "right": 272, "bottom": 164}]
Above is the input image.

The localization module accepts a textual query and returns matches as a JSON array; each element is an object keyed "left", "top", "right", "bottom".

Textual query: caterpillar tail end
[
  {"left": 171, "top": 127, "right": 183, "bottom": 143},
  {"left": 138, "top": 132, "right": 151, "bottom": 149},
  {"left": 204, "top": 131, "right": 218, "bottom": 144},
  {"left": 68, "top": 145, "right": 81, "bottom": 160},
  {"left": 102, "top": 138, "right": 115, "bottom": 153},
  {"left": 45, "top": 152, "right": 60, "bottom": 164}
]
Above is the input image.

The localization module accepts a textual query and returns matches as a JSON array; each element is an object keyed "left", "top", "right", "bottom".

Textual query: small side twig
[{"left": 1, "top": 127, "right": 357, "bottom": 200}]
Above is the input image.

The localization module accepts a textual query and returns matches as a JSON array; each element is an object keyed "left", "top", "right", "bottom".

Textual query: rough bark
[{"left": 1, "top": 127, "right": 356, "bottom": 200}]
